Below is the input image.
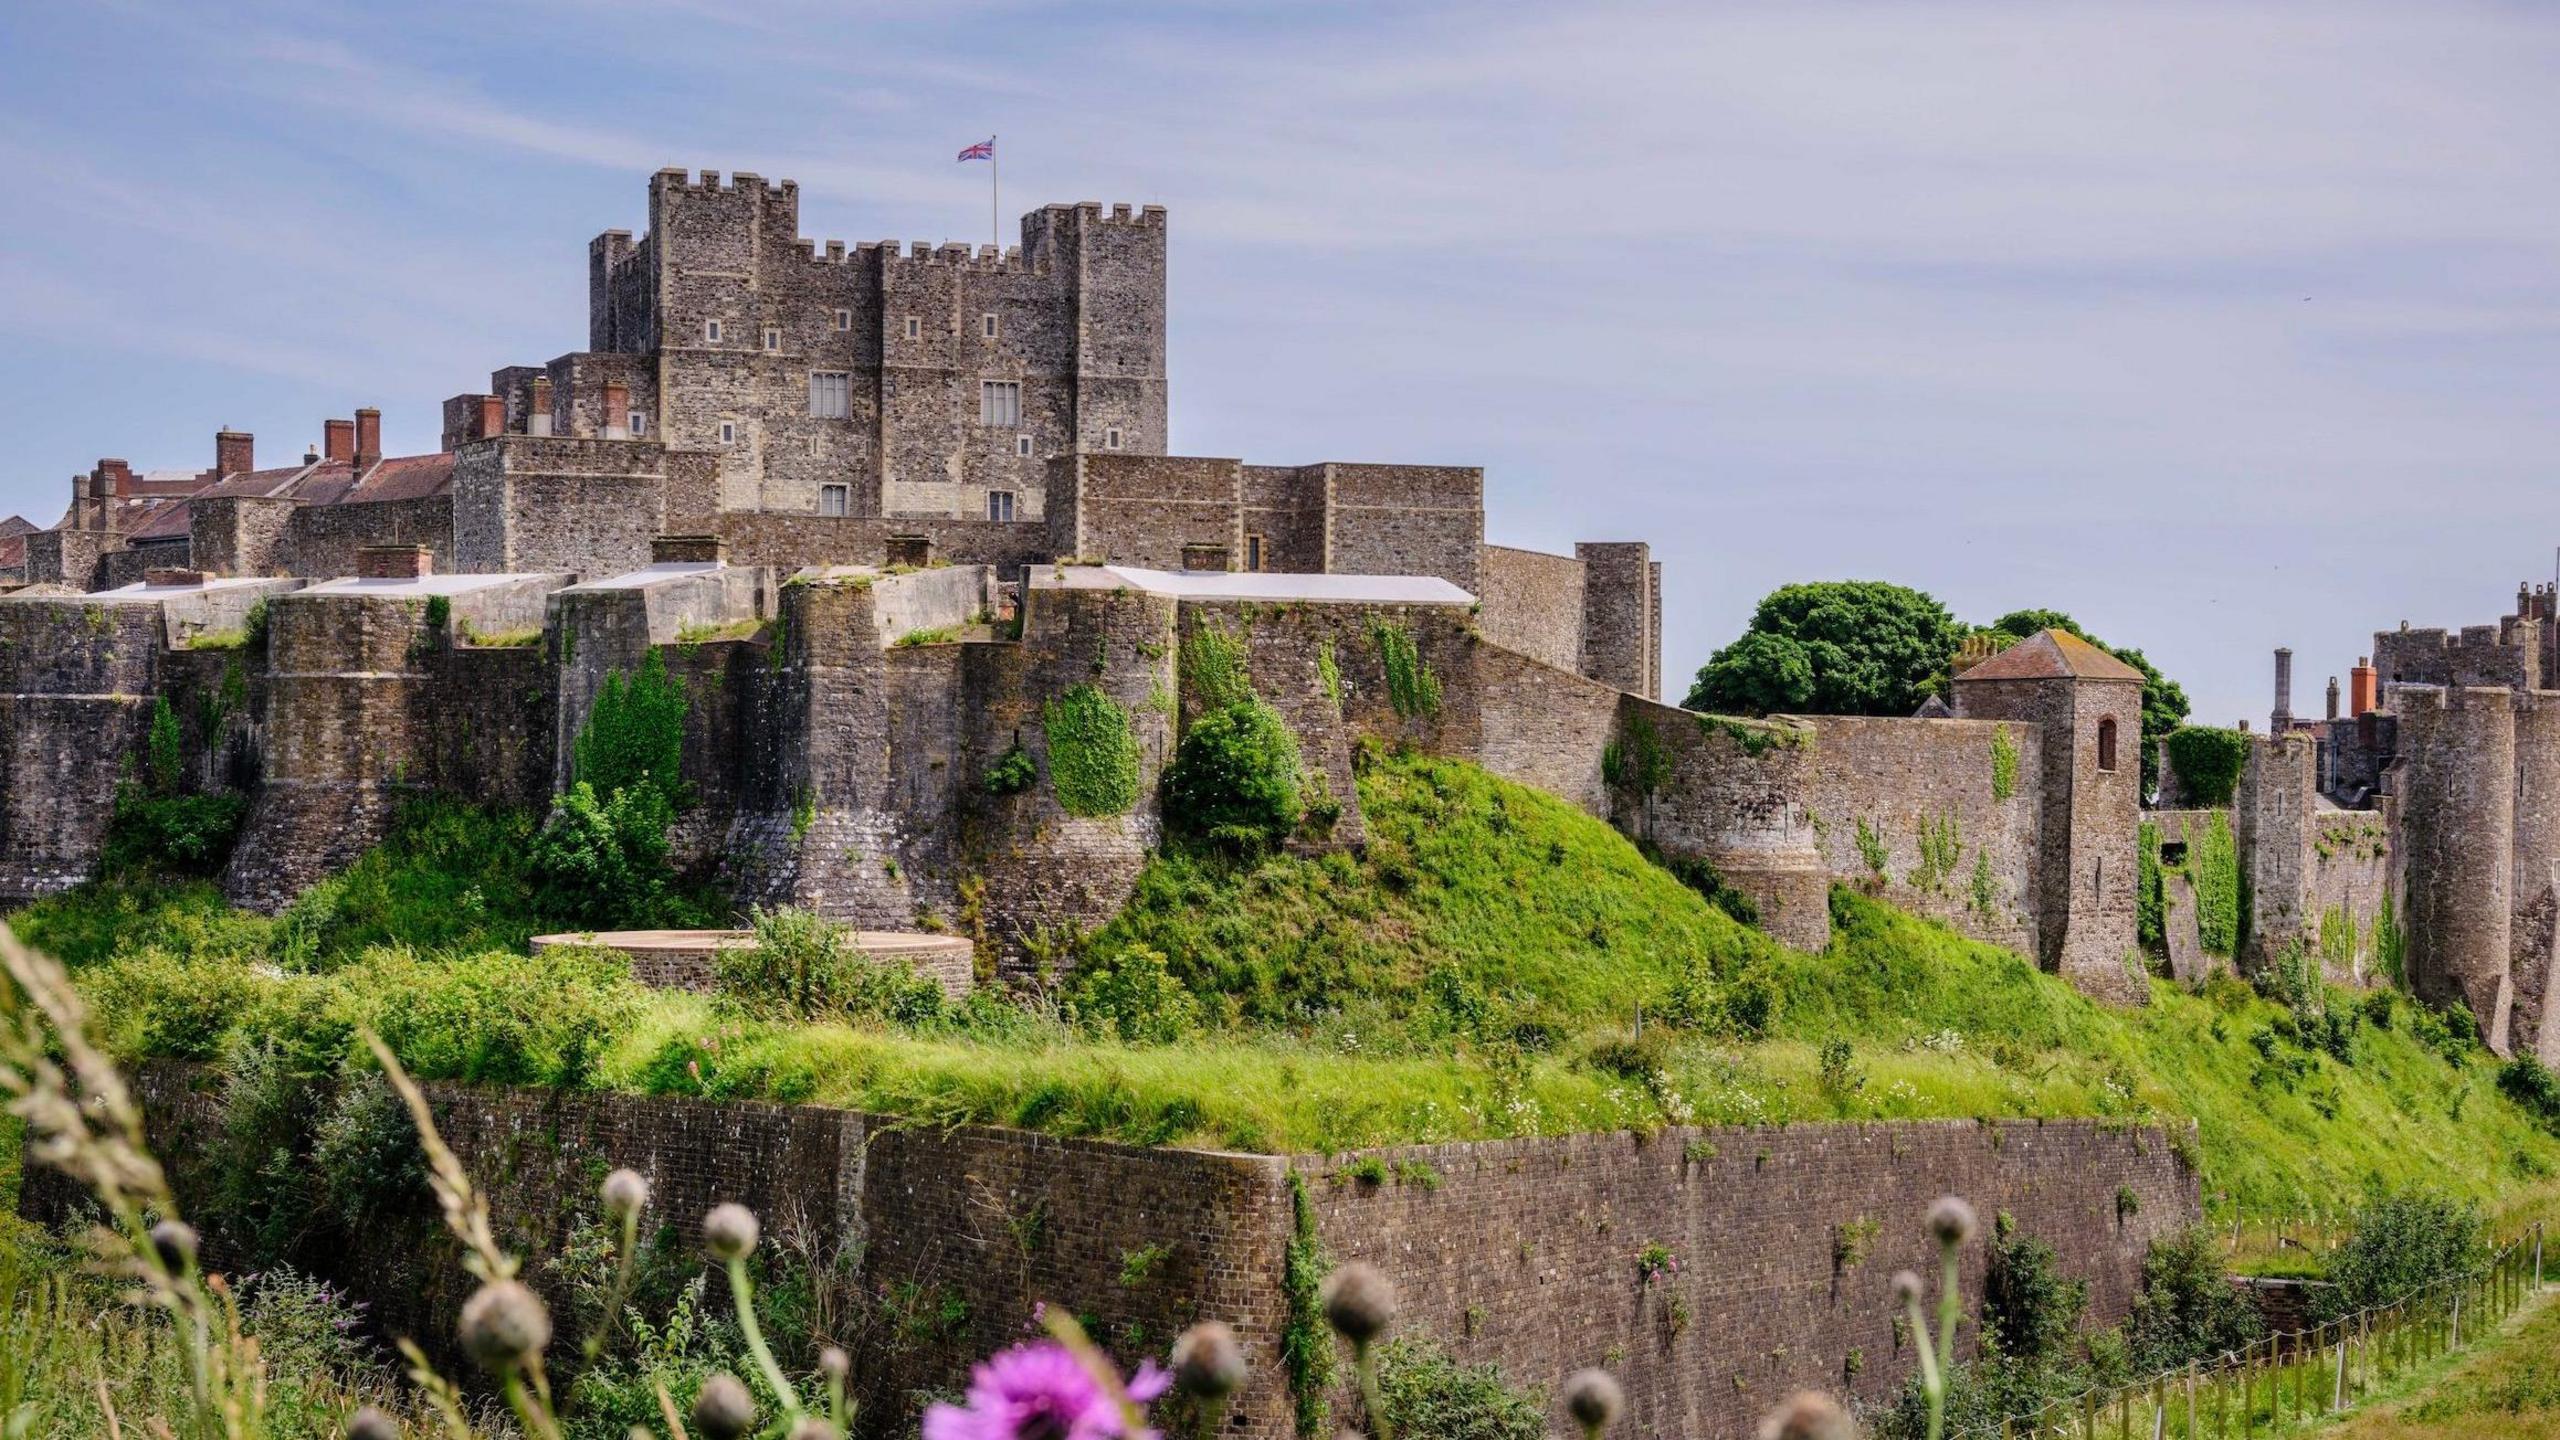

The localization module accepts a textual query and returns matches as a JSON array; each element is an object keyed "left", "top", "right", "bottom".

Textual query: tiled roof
[
  {"left": 345, "top": 453, "right": 455, "bottom": 504},
  {"left": 0, "top": 516, "right": 34, "bottom": 539},
  {"left": 118, "top": 454, "right": 454, "bottom": 542},
  {"left": 0, "top": 534, "right": 23, "bottom": 570},
  {"left": 1955, "top": 629, "right": 2146, "bottom": 684}
]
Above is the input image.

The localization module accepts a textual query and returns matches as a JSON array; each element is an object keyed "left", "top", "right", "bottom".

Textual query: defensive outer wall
[{"left": 29, "top": 1065, "right": 2200, "bottom": 1440}]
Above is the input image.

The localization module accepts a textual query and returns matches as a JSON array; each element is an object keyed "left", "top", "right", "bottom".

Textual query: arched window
[{"left": 2097, "top": 716, "right": 2119, "bottom": 772}]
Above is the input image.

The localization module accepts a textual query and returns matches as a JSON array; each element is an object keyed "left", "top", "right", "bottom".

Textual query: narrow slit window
[
  {"left": 1015, "top": 434, "right": 1035, "bottom": 458},
  {"left": 762, "top": 325, "right": 782, "bottom": 352},
  {"left": 982, "top": 313, "right": 999, "bottom": 339},
  {"left": 704, "top": 319, "right": 723, "bottom": 344},
  {"left": 1104, "top": 426, "right": 1123, "bottom": 450},
  {"left": 629, "top": 410, "right": 648, "bottom": 437},
  {"left": 904, "top": 316, "right": 921, "bottom": 341},
  {"left": 2097, "top": 716, "right": 2119, "bottom": 772},
  {"left": 718, "top": 420, "right": 738, "bottom": 446},
  {"left": 1245, "top": 534, "right": 1265, "bottom": 572},
  {"left": 835, "top": 308, "right": 853, "bottom": 331}
]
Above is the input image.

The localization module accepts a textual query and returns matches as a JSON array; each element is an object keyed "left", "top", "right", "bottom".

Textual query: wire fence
[{"left": 1954, "top": 1223, "right": 2547, "bottom": 1439}]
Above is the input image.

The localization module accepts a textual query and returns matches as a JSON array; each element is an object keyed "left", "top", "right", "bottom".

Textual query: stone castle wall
[
  {"left": 1306, "top": 1120, "right": 2198, "bottom": 1440},
  {"left": 1802, "top": 716, "right": 2043, "bottom": 955},
  {"left": 1475, "top": 544, "right": 1585, "bottom": 675},
  {"left": 34, "top": 1069, "right": 2198, "bottom": 1440}
]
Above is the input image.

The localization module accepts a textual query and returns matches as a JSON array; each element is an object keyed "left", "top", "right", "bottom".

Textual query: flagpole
[{"left": 990, "top": 134, "right": 1000, "bottom": 250}]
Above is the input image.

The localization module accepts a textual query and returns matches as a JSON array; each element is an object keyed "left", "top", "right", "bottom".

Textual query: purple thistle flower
[{"left": 924, "top": 1341, "right": 1166, "bottom": 1440}]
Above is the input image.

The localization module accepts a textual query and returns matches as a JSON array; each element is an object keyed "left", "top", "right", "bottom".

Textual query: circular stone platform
[{"left": 531, "top": 928, "right": 975, "bottom": 1000}]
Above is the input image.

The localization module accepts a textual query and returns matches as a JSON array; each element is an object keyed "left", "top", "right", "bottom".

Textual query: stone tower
[{"left": 1953, "top": 630, "right": 2146, "bottom": 1002}]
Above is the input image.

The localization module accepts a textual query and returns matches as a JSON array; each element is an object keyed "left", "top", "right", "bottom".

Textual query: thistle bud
[
  {"left": 703, "top": 1202, "right": 760, "bottom": 1262},
  {"left": 788, "top": 1420, "right": 843, "bottom": 1440},
  {"left": 1926, "top": 1195, "right": 1978, "bottom": 1249},
  {"left": 1755, "top": 1391, "right": 1854, "bottom": 1440},
  {"left": 1320, "top": 1262, "right": 1396, "bottom": 1346},
  {"left": 819, "top": 1345, "right": 851, "bottom": 1384},
  {"left": 457, "top": 1279, "right": 553, "bottom": 1375},
  {"left": 1889, "top": 1269, "right": 1923, "bottom": 1306},
  {"left": 344, "top": 1407, "right": 400, "bottom": 1440},
  {"left": 1561, "top": 1368, "right": 1624, "bottom": 1436},
  {"left": 602, "top": 1167, "right": 649, "bottom": 1221},
  {"left": 1171, "top": 1320, "right": 1247, "bottom": 1398},
  {"left": 149, "top": 1219, "right": 198, "bottom": 1273},
  {"left": 692, "top": 1372, "right": 756, "bottom": 1440}
]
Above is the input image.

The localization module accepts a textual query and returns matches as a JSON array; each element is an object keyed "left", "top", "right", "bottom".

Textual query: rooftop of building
[
  {"left": 1956, "top": 628, "right": 2146, "bottom": 684},
  {"left": 557, "top": 562, "right": 727, "bottom": 593},
  {"left": 298, "top": 572, "right": 560, "bottom": 599}
]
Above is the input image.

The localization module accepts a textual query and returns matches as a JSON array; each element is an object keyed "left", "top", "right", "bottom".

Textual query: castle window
[
  {"left": 718, "top": 420, "right": 738, "bottom": 446},
  {"left": 904, "top": 316, "right": 921, "bottom": 341},
  {"left": 1245, "top": 534, "right": 1266, "bottom": 572},
  {"left": 809, "top": 371, "right": 851, "bottom": 420},
  {"left": 1015, "top": 435, "right": 1035, "bottom": 458},
  {"left": 819, "top": 484, "right": 850, "bottom": 517},
  {"left": 979, "top": 380, "right": 1021, "bottom": 427},
  {"left": 762, "top": 326, "right": 782, "bottom": 352},
  {"left": 704, "top": 319, "right": 723, "bottom": 344},
  {"left": 2097, "top": 716, "right": 2119, "bottom": 772},
  {"left": 835, "top": 308, "right": 853, "bottom": 331},
  {"left": 1105, "top": 426, "right": 1124, "bottom": 451},
  {"left": 988, "top": 490, "right": 1017, "bottom": 523},
  {"left": 629, "top": 411, "right": 648, "bottom": 437},
  {"left": 983, "top": 313, "right": 1000, "bottom": 339}
]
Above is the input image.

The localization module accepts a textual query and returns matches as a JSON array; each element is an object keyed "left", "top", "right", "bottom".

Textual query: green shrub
[
  {"left": 1162, "top": 698, "right": 1304, "bottom": 849},
  {"left": 1182, "top": 622, "right": 1254, "bottom": 711},
  {"left": 983, "top": 741, "right": 1037, "bottom": 797},
  {"left": 2136, "top": 822, "right": 2164, "bottom": 954},
  {"left": 104, "top": 788, "right": 249, "bottom": 875},
  {"left": 1043, "top": 684, "right": 1141, "bottom": 817},
  {"left": 2186, "top": 812, "right": 2241, "bottom": 956},
  {"left": 2122, "top": 1225, "right": 2264, "bottom": 1371},
  {"left": 309, "top": 1069, "right": 426, "bottom": 1236},
  {"left": 147, "top": 694, "right": 184, "bottom": 793},
  {"left": 1065, "top": 943, "right": 1203, "bottom": 1044},
  {"left": 2497, "top": 1056, "right": 2560, "bottom": 1137},
  {"left": 530, "top": 780, "right": 676, "bottom": 925},
  {"left": 574, "top": 648, "right": 691, "bottom": 810},
  {"left": 350, "top": 946, "right": 639, "bottom": 1088},
  {"left": 1980, "top": 1217, "right": 2087, "bottom": 1367},
  {"left": 1371, "top": 1337, "right": 1544, "bottom": 1440},
  {"left": 2314, "top": 1190, "right": 2487, "bottom": 1322},
  {"left": 1990, "top": 726, "right": 2020, "bottom": 801},
  {"left": 2163, "top": 727, "right": 2250, "bottom": 807},
  {"left": 714, "top": 907, "right": 945, "bottom": 1026}
]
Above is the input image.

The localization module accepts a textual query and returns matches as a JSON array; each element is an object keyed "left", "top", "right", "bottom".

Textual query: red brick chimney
[
  {"left": 324, "top": 418, "right": 355, "bottom": 463},
  {"left": 354, "top": 407, "right": 382, "bottom": 470},
  {"left": 603, "top": 380, "right": 631, "bottom": 439},
  {"left": 480, "top": 394, "right": 505, "bottom": 440},
  {"left": 357, "top": 543, "right": 434, "bottom": 580},
  {"left": 215, "top": 430, "right": 254, "bottom": 478},
  {"left": 2350, "top": 657, "right": 2377, "bottom": 717}
]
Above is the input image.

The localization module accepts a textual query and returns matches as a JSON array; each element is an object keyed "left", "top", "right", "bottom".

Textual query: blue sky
[{"left": 5, "top": 1, "right": 2558, "bottom": 725}]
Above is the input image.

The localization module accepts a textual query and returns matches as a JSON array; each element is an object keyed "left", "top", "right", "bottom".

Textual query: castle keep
[{"left": 0, "top": 168, "right": 2250, "bottom": 1008}]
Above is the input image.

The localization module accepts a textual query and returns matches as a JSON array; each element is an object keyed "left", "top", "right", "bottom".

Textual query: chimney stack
[
  {"left": 354, "top": 407, "right": 382, "bottom": 470},
  {"left": 215, "top": 430, "right": 254, "bottom": 478},
  {"left": 527, "top": 376, "right": 554, "bottom": 437},
  {"left": 324, "top": 418, "right": 356, "bottom": 463},
  {"left": 2351, "top": 657, "right": 2378, "bottom": 717},
  {"left": 602, "top": 380, "right": 631, "bottom": 439},
  {"left": 2271, "top": 647, "right": 2293, "bottom": 734},
  {"left": 2326, "top": 676, "right": 2340, "bottom": 722},
  {"left": 480, "top": 394, "right": 505, "bottom": 440},
  {"left": 357, "top": 544, "right": 434, "bottom": 580}
]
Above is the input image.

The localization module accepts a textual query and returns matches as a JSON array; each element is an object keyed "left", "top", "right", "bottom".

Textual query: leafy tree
[
  {"left": 536, "top": 650, "right": 695, "bottom": 923},
  {"left": 1984, "top": 610, "right": 2189, "bottom": 794},
  {"left": 1685, "top": 582, "right": 1963, "bottom": 717},
  {"left": 1161, "top": 697, "right": 1305, "bottom": 849},
  {"left": 574, "top": 648, "right": 691, "bottom": 809},
  {"left": 2122, "top": 1225, "right": 2264, "bottom": 1371}
]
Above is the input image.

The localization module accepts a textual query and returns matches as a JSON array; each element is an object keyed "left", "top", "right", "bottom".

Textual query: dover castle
[{"left": 0, "top": 168, "right": 2546, "bottom": 1059}]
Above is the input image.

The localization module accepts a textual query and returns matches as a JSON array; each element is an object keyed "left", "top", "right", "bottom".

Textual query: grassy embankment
[{"left": 9, "top": 751, "right": 2558, "bottom": 1215}]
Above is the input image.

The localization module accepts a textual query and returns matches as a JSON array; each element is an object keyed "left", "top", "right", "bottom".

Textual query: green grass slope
[{"left": 8, "top": 751, "right": 2555, "bottom": 1216}]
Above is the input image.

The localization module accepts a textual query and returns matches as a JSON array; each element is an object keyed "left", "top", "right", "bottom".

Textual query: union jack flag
[{"left": 957, "top": 138, "right": 995, "bottom": 162}]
